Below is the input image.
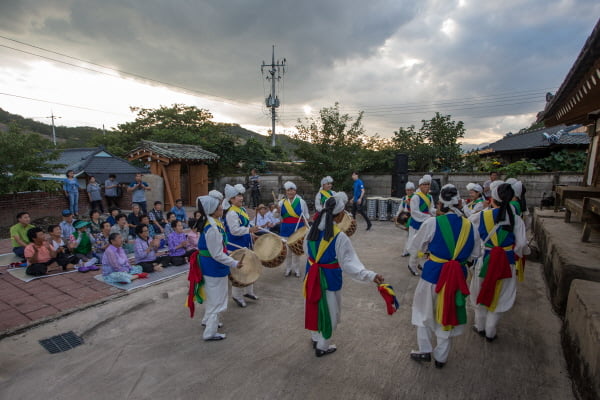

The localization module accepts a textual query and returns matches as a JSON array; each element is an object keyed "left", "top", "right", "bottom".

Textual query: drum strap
[
  {"left": 417, "top": 191, "right": 432, "bottom": 212},
  {"left": 283, "top": 197, "right": 300, "bottom": 218}
]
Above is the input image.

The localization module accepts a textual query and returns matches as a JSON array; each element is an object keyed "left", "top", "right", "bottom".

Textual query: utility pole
[
  {"left": 44, "top": 111, "right": 61, "bottom": 146},
  {"left": 261, "top": 45, "right": 286, "bottom": 147}
]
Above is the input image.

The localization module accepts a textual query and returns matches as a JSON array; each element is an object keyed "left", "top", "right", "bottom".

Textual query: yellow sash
[
  {"left": 283, "top": 198, "right": 300, "bottom": 218},
  {"left": 416, "top": 191, "right": 432, "bottom": 210},
  {"left": 303, "top": 225, "right": 340, "bottom": 298},
  {"left": 229, "top": 205, "right": 250, "bottom": 222}
]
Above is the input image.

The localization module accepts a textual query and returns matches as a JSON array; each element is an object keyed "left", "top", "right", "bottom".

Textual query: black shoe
[
  {"left": 244, "top": 294, "right": 259, "bottom": 300},
  {"left": 410, "top": 352, "right": 431, "bottom": 362},
  {"left": 202, "top": 322, "right": 223, "bottom": 328},
  {"left": 316, "top": 346, "right": 337, "bottom": 357},
  {"left": 312, "top": 340, "right": 317, "bottom": 349},
  {"left": 417, "top": 264, "right": 423, "bottom": 271},
  {"left": 407, "top": 265, "right": 419, "bottom": 276},
  {"left": 232, "top": 297, "right": 247, "bottom": 308},
  {"left": 366, "top": 225, "right": 372, "bottom": 231},
  {"left": 472, "top": 326, "right": 485, "bottom": 337},
  {"left": 486, "top": 335, "right": 498, "bottom": 342},
  {"left": 434, "top": 360, "right": 445, "bottom": 369}
]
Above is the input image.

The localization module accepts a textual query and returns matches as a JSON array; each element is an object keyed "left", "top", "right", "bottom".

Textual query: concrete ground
[{"left": 0, "top": 220, "right": 575, "bottom": 399}]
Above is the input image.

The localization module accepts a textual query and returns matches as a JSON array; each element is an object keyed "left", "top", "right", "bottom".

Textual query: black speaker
[
  {"left": 391, "top": 173, "right": 408, "bottom": 197},
  {"left": 394, "top": 153, "right": 408, "bottom": 175}
]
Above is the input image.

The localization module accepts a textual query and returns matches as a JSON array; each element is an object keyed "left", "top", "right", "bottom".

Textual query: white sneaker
[
  {"left": 84, "top": 258, "right": 98, "bottom": 267},
  {"left": 284, "top": 271, "right": 291, "bottom": 277},
  {"left": 204, "top": 333, "right": 226, "bottom": 341}
]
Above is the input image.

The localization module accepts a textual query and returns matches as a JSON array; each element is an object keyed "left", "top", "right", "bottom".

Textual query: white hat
[
  {"left": 405, "top": 182, "right": 415, "bottom": 190},
  {"left": 505, "top": 178, "right": 523, "bottom": 198},
  {"left": 491, "top": 180, "right": 505, "bottom": 202},
  {"left": 284, "top": 181, "right": 296, "bottom": 190},
  {"left": 439, "top": 184, "right": 460, "bottom": 207},
  {"left": 223, "top": 184, "right": 246, "bottom": 209},
  {"left": 419, "top": 174, "right": 432, "bottom": 185},
  {"left": 320, "top": 176, "right": 333, "bottom": 187},
  {"left": 466, "top": 183, "right": 483, "bottom": 193},
  {"left": 318, "top": 192, "right": 348, "bottom": 231},
  {"left": 198, "top": 191, "right": 222, "bottom": 215}
]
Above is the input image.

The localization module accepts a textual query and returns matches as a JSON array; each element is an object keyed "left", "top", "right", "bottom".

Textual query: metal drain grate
[{"left": 39, "top": 331, "right": 84, "bottom": 354}]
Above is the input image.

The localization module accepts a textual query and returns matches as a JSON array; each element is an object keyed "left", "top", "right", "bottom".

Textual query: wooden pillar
[{"left": 160, "top": 163, "right": 176, "bottom": 209}]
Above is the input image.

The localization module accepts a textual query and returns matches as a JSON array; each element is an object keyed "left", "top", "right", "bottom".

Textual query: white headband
[
  {"left": 198, "top": 191, "right": 222, "bottom": 215},
  {"left": 284, "top": 181, "right": 296, "bottom": 190},
  {"left": 405, "top": 182, "right": 415, "bottom": 190},
  {"left": 439, "top": 184, "right": 460, "bottom": 207},
  {"left": 466, "top": 183, "right": 483, "bottom": 193},
  {"left": 491, "top": 180, "right": 505, "bottom": 202},
  {"left": 419, "top": 174, "right": 432, "bottom": 185},
  {"left": 505, "top": 178, "right": 523, "bottom": 198},
  {"left": 320, "top": 176, "right": 333, "bottom": 186}
]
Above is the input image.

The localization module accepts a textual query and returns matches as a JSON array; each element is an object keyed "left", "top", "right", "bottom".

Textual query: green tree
[
  {"left": 533, "top": 149, "right": 586, "bottom": 172},
  {"left": 292, "top": 103, "right": 368, "bottom": 191},
  {"left": 0, "top": 124, "right": 62, "bottom": 194},
  {"left": 392, "top": 112, "right": 465, "bottom": 172}
]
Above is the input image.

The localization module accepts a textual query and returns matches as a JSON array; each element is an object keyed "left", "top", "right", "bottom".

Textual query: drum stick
[
  {"left": 272, "top": 191, "right": 277, "bottom": 203},
  {"left": 227, "top": 242, "right": 247, "bottom": 250}
]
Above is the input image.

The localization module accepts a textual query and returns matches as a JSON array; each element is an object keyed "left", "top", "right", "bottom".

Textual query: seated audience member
[
  {"left": 101, "top": 233, "right": 148, "bottom": 284},
  {"left": 106, "top": 207, "right": 120, "bottom": 226},
  {"left": 127, "top": 203, "right": 144, "bottom": 237},
  {"left": 93, "top": 221, "right": 112, "bottom": 260},
  {"left": 24, "top": 227, "right": 58, "bottom": 276},
  {"left": 89, "top": 209, "right": 104, "bottom": 234},
  {"left": 59, "top": 209, "right": 76, "bottom": 241},
  {"left": 10, "top": 211, "right": 34, "bottom": 260},
  {"left": 266, "top": 203, "right": 281, "bottom": 234},
  {"left": 186, "top": 218, "right": 199, "bottom": 249},
  {"left": 110, "top": 213, "right": 131, "bottom": 251},
  {"left": 72, "top": 220, "right": 97, "bottom": 264},
  {"left": 193, "top": 210, "right": 203, "bottom": 221},
  {"left": 134, "top": 224, "right": 171, "bottom": 273},
  {"left": 164, "top": 212, "right": 176, "bottom": 237},
  {"left": 148, "top": 201, "right": 166, "bottom": 233},
  {"left": 170, "top": 199, "right": 188, "bottom": 224},
  {"left": 168, "top": 220, "right": 195, "bottom": 265},
  {"left": 254, "top": 204, "right": 275, "bottom": 233},
  {"left": 48, "top": 225, "right": 79, "bottom": 271}
]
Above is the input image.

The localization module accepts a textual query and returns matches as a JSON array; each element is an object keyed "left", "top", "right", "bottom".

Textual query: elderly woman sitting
[
  {"left": 102, "top": 233, "right": 148, "bottom": 284},
  {"left": 134, "top": 224, "right": 171, "bottom": 273}
]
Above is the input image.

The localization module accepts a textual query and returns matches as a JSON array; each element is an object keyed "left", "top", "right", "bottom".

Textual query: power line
[{"left": 0, "top": 35, "right": 262, "bottom": 109}]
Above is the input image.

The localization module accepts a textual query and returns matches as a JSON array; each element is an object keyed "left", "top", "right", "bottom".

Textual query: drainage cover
[{"left": 39, "top": 331, "right": 84, "bottom": 354}]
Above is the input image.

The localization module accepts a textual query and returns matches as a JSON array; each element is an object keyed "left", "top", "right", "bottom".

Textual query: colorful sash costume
[
  {"left": 476, "top": 209, "right": 515, "bottom": 311},
  {"left": 303, "top": 226, "right": 342, "bottom": 340},
  {"left": 401, "top": 193, "right": 414, "bottom": 227},
  {"left": 186, "top": 220, "right": 229, "bottom": 317},
  {"left": 280, "top": 197, "right": 306, "bottom": 238},
  {"left": 224, "top": 205, "right": 251, "bottom": 250},
  {"left": 319, "top": 189, "right": 334, "bottom": 206},
  {"left": 423, "top": 214, "right": 474, "bottom": 330},
  {"left": 409, "top": 192, "right": 433, "bottom": 230},
  {"left": 467, "top": 197, "right": 484, "bottom": 211}
]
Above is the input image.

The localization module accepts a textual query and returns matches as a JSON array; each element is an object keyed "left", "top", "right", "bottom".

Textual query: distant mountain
[
  {"left": 461, "top": 143, "right": 490, "bottom": 152},
  {"left": 219, "top": 123, "right": 297, "bottom": 154},
  {"left": 0, "top": 108, "right": 103, "bottom": 147}
]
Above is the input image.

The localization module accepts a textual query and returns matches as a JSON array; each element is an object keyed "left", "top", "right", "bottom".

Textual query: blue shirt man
[
  {"left": 351, "top": 172, "right": 372, "bottom": 231},
  {"left": 127, "top": 173, "right": 151, "bottom": 214}
]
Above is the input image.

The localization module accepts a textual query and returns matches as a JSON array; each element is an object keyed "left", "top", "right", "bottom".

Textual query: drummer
[
  {"left": 195, "top": 191, "right": 245, "bottom": 341},
  {"left": 314, "top": 176, "right": 336, "bottom": 214},
  {"left": 279, "top": 181, "right": 310, "bottom": 277},
  {"left": 223, "top": 184, "right": 260, "bottom": 307},
  {"left": 462, "top": 183, "right": 485, "bottom": 218},
  {"left": 407, "top": 175, "right": 436, "bottom": 276},
  {"left": 394, "top": 181, "right": 415, "bottom": 256},
  {"left": 304, "top": 192, "right": 384, "bottom": 357}
]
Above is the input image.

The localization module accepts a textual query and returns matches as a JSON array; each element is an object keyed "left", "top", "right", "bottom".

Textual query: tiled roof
[
  {"left": 49, "top": 147, "right": 146, "bottom": 182},
  {"left": 483, "top": 125, "right": 588, "bottom": 153},
  {"left": 130, "top": 140, "right": 219, "bottom": 161}
]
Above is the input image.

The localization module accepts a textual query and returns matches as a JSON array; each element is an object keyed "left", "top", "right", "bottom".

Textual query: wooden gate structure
[{"left": 127, "top": 140, "right": 219, "bottom": 210}]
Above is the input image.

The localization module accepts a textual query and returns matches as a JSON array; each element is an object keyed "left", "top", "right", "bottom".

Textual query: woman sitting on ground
[
  {"left": 48, "top": 224, "right": 79, "bottom": 271},
  {"left": 168, "top": 220, "right": 195, "bottom": 265},
  {"left": 93, "top": 221, "right": 112, "bottom": 260},
  {"left": 134, "top": 224, "right": 171, "bottom": 273},
  {"left": 102, "top": 233, "right": 148, "bottom": 284}
]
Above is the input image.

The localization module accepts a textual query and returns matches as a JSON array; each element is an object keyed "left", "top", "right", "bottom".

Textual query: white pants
[
  {"left": 309, "top": 290, "right": 341, "bottom": 351},
  {"left": 473, "top": 306, "right": 503, "bottom": 339},
  {"left": 285, "top": 247, "right": 304, "bottom": 274},
  {"left": 202, "top": 275, "right": 229, "bottom": 339},
  {"left": 417, "top": 326, "right": 451, "bottom": 363},
  {"left": 408, "top": 227, "right": 420, "bottom": 268},
  {"left": 232, "top": 283, "right": 256, "bottom": 300}
]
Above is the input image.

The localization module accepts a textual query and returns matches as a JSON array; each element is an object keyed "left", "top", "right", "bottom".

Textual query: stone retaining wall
[
  {"left": 216, "top": 172, "right": 583, "bottom": 211},
  {"left": 563, "top": 279, "right": 600, "bottom": 400}
]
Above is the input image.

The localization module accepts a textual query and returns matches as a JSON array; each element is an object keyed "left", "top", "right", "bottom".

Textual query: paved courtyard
[{"left": 0, "top": 220, "right": 574, "bottom": 399}]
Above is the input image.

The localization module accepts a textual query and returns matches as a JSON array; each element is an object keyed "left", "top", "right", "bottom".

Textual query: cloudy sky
[{"left": 0, "top": 1, "right": 598, "bottom": 145}]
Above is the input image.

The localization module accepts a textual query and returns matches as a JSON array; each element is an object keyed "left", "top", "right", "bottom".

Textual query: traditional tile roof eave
[
  {"left": 128, "top": 140, "right": 219, "bottom": 162},
  {"left": 539, "top": 19, "right": 600, "bottom": 127}
]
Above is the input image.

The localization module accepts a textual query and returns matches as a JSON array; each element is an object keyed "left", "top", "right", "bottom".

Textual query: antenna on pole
[
  {"left": 43, "top": 111, "right": 61, "bottom": 146},
  {"left": 261, "top": 45, "right": 286, "bottom": 147}
]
